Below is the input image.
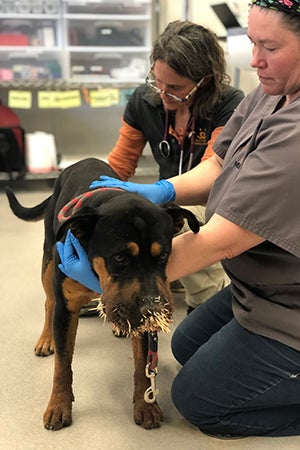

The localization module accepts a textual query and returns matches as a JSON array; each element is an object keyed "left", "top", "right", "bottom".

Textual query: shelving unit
[
  {"left": 0, "top": 1, "right": 155, "bottom": 185},
  {"left": 63, "top": 0, "right": 152, "bottom": 84},
  {"left": 0, "top": 0, "right": 154, "bottom": 85},
  {"left": 0, "top": 0, "right": 61, "bottom": 79}
]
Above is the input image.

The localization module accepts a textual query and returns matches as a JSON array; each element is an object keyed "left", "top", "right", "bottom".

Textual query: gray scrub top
[{"left": 206, "top": 85, "right": 300, "bottom": 350}]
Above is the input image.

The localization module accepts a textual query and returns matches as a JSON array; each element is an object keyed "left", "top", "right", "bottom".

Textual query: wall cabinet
[{"left": 0, "top": 0, "right": 153, "bottom": 85}]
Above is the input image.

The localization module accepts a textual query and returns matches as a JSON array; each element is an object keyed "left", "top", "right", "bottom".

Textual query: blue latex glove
[
  {"left": 89, "top": 176, "right": 175, "bottom": 204},
  {"left": 56, "top": 230, "right": 102, "bottom": 294}
]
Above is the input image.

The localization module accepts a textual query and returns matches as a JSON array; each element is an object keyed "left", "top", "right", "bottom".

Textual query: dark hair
[
  {"left": 150, "top": 20, "right": 230, "bottom": 118},
  {"left": 273, "top": 10, "right": 300, "bottom": 37}
]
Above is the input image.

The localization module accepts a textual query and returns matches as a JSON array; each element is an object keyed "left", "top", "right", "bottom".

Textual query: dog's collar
[{"left": 57, "top": 187, "right": 123, "bottom": 223}]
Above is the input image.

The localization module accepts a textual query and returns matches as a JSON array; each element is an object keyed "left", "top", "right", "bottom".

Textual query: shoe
[
  {"left": 170, "top": 279, "right": 185, "bottom": 293},
  {"left": 186, "top": 305, "right": 195, "bottom": 315}
]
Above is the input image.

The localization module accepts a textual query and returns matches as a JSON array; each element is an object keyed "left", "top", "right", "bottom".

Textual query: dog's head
[{"left": 57, "top": 191, "right": 199, "bottom": 335}]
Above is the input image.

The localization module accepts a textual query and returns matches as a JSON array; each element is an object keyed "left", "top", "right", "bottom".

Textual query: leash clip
[{"left": 144, "top": 363, "right": 159, "bottom": 404}]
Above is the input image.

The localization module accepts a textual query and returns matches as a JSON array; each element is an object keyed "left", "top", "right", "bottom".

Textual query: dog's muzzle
[{"left": 97, "top": 295, "right": 173, "bottom": 336}]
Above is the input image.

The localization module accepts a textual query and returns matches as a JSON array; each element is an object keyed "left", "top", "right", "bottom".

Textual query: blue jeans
[{"left": 171, "top": 285, "right": 300, "bottom": 437}]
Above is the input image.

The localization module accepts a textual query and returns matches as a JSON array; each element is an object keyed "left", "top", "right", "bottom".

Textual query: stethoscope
[{"left": 159, "top": 109, "right": 196, "bottom": 175}]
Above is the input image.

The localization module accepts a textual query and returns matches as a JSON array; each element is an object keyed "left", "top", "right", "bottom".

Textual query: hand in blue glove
[
  {"left": 89, "top": 176, "right": 175, "bottom": 204},
  {"left": 56, "top": 230, "right": 102, "bottom": 294}
]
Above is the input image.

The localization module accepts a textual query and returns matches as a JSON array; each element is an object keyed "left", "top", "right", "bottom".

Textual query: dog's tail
[{"left": 5, "top": 187, "right": 51, "bottom": 221}]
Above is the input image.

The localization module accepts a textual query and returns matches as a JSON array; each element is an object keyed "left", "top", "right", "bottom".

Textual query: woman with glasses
[
  {"left": 106, "top": 20, "right": 244, "bottom": 312},
  {"left": 108, "top": 20, "right": 243, "bottom": 181}
]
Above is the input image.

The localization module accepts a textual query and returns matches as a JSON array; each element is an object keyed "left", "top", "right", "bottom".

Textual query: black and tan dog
[{"left": 6, "top": 158, "right": 199, "bottom": 431}]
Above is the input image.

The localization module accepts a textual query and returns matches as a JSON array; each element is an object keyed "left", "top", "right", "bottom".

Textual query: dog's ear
[
  {"left": 161, "top": 202, "right": 200, "bottom": 234},
  {"left": 56, "top": 206, "right": 99, "bottom": 242}
]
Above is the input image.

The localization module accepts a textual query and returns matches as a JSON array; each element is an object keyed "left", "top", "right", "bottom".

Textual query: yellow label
[
  {"left": 90, "top": 89, "right": 120, "bottom": 108},
  {"left": 60, "top": 90, "right": 82, "bottom": 109},
  {"left": 38, "top": 90, "right": 81, "bottom": 109},
  {"left": 8, "top": 90, "right": 32, "bottom": 109}
]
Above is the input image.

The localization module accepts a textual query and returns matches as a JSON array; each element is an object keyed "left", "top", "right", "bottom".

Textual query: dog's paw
[
  {"left": 34, "top": 334, "right": 55, "bottom": 356},
  {"left": 43, "top": 400, "right": 72, "bottom": 431},
  {"left": 134, "top": 401, "right": 163, "bottom": 429}
]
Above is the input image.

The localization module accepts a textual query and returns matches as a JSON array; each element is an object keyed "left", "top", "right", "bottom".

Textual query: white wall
[
  {"left": 158, "top": 0, "right": 188, "bottom": 32},
  {"left": 189, "top": 0, "right": 249, "bottom": 35}
]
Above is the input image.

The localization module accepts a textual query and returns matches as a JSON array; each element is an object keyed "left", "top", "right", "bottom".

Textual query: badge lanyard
[{"left": 158, "top": 110, "right": 196, "bottom": 175}]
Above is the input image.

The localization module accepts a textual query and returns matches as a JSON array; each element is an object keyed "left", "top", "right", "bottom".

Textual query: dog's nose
[{"left": 138, "top": 296, "right": 166, "bottom": 316}]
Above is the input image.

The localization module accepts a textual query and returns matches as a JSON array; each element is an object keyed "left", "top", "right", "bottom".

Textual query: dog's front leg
[
  {"left": 131, "top": 333, "right": 163, "bottom": 429},
  {"left": 43, "top": 307, "right": 79, "bottom": 431}
]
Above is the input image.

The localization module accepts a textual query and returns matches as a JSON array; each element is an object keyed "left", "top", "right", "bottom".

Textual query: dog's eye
[
  {"left": 157, "top": 252, "right": 169, "bottom": 264},
  {"left": 113, "top": 254, "right": 128, "bottom": 266}
]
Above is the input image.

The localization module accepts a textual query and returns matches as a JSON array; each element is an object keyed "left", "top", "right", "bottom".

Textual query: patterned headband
[{"left": 251, "top": 0, "right": 300, "bottom": 15}]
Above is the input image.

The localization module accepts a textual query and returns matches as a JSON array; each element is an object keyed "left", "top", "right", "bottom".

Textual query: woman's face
[
  {"left": 248, "top": 7, "right": 300, "bottom": 102},
  {"left": 151, "top": 60, "right": 198, "bottom": 111}
]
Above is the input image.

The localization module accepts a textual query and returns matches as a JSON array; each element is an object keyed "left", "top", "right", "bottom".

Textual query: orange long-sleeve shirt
[{"left": 108, "top": 119, "right": 224, "bottom": 181}]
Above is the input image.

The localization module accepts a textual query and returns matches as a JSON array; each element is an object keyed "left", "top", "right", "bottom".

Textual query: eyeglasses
[{"left": 145, "top": 67, "right": 205, "bottom": 103}]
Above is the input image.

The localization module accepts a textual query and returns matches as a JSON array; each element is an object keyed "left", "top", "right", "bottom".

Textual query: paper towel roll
[{"left": 25, "top": 131, "right": 58, "bottom": 173}]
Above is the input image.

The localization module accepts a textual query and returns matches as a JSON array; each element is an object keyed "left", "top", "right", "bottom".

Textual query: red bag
[{"left": 0, "top": 100, "right": 26, "bottom": 180}]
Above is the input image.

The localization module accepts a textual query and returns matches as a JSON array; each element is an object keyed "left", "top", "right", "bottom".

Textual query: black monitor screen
[{"left": 211, "top": 3, "right": 241, "bottom": 29}]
